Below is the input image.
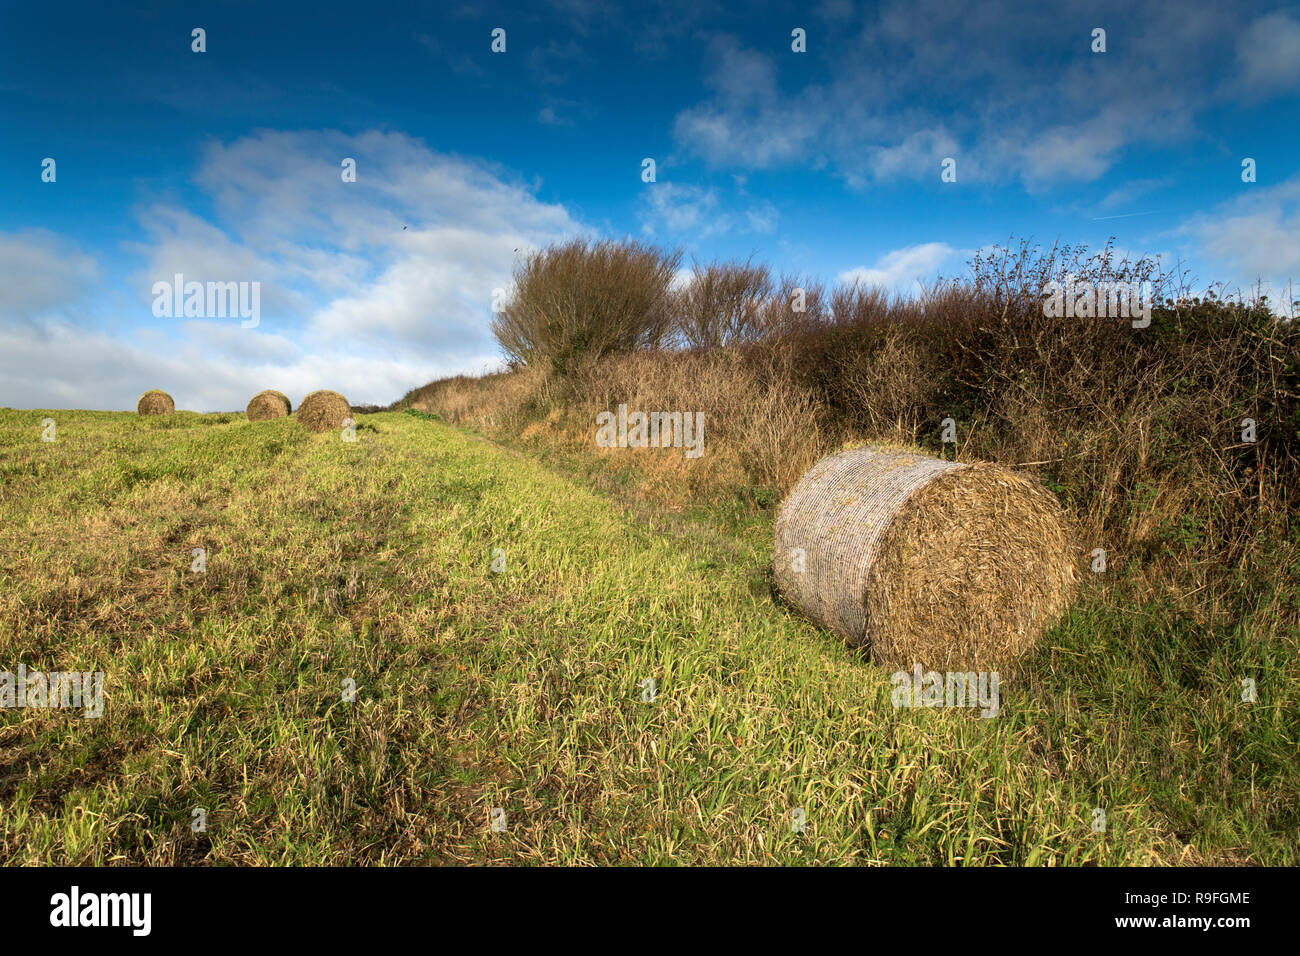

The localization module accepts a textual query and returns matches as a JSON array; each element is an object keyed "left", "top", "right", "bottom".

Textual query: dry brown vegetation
[
  {"left": 246, "top": 389, "right": 292, "bottom": 421},
  {"left": 491, "top": 238, "right": 682, "bottom": 374},
  {"left": 675, "top": 256, "right": 773, "bottom": 349},
  {"left": 297, "top": 390, "right": 352, "bottom": 432},
  {"left": 774, "top": 448, "right": 1078, "bottom": 672},
  {"left": 400, "top": 235, "right": 1299, "bottom": 662},
  {"left": 136, "top": 389, "right": 175, "bottom": 416},
  {"left": 412, "top": 244, "right": 1294, "bottom": 541}
]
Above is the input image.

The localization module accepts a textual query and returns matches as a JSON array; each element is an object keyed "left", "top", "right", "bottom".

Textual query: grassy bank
[{"left": 391, "top": 238, "right": 1300, "bottom": 864}]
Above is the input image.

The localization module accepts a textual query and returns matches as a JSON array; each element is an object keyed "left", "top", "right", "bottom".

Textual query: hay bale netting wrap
[
  {"left": 246, "top": 389, "right": 292, "bottom": 421},
  {"left": 296, "top": 389, "right": 352, "bottom": 432},
  {"left": 136, "top": 389, "right": 175, "bottom": 416},
  {"left": 773, "top": 446, "right": 1077, "bottom": 671}
]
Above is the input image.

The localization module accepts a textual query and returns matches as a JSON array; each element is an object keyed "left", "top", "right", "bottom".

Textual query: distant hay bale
[
  {"left": 137, "top": 389, "right": 175, "bottom": 416},
  {"left": 296, "top": 389, "right": 351, "bottom": 432},
  {"left": 774, "top": 446, "right": 1076, "bottom": 671},
  {"left": 246, "top": 389, "right": 292, "bottom": 421}
]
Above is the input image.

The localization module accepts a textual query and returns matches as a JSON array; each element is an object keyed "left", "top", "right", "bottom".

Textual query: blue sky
[{"left": 2, "top": 0, "right": 1298, "bottom": 410}]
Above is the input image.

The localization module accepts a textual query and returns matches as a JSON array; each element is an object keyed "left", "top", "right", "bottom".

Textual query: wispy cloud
[
  {"left": 0, "top": 231, "right": 100, "bottom": 322},
  {"left": 839, "top": 242, "right": 966, "bottom": 294},
  {"left": 1180, "top": 174, "right": 1300, "bottom": 313},
  {"left": 638, "top": 180, "right": 778, "bottom": 239},
  {"left": 672, "top": 1, "right": 1257, "bottom": 188}
]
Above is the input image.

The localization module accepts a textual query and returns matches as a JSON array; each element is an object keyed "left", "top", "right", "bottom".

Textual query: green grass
[{"left": 0, "top": 408, "right": 1295, "bottom": 864}]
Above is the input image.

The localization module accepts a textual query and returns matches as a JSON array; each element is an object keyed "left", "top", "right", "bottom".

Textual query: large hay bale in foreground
[
  {"left": 296, "top": 389, "right": 351, "bottom": 432},
  {"left": 137, "top": 389, "right": 175, "bottom": 416},
  {"left": 246, "top": 389, "right": 292, "bottom": 421},
  {"left": 774, "top": 446, "right": 1076, "bottom": 671}
]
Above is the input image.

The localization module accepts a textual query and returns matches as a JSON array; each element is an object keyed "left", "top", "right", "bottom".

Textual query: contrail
[{"left": 1090, "top": 211, "right": 1159, "bottom": 221}]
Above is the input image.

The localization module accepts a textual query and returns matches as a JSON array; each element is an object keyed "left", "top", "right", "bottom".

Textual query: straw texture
[
  {"left": 297, "top": 390, "right": 351, "bottom": 432},
  {"left": 136, "top": 389, "right": 175, "bottom": 416},
  {"left": 246, "top": 389, "right": 292, "bottom": 421},
  {"left": 774, "top": 445, "right": 1076, "bottom": 670}
]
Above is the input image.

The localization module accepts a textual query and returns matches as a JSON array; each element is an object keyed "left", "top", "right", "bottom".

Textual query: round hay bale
[
  {"left": 296, "top": 389, "right": 352, "bottom": 432},
  {"left": 774, "top": 445, "right": 1076, "bottom": 671},
  {"left": 137, "top": 389, "right": 175, "bottom": 416},
  {"left": 246, "top": 389, "right": 292, "bottom": 421}
]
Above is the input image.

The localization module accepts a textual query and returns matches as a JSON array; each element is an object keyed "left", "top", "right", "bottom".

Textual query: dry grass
[
  {"left": 405, "top": 365, "right": 551, "bottom": 431},
  {"left": 868, "top": 462, "right": 1077, "bottom": 671},
  {"left": 774, "top": 447, "right": 1076, "bottom": 671},
  {"left": 246, "top": 389, "right": 291, "bottom": 421},
  {"left": 136, "top": 389, "right": 175, "bottom": 416},
  {"left": 297, "top": 390, "right": 351, "bottom": 432}
]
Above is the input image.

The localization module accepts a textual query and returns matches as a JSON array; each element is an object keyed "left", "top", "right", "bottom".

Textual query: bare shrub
[
  {"left": 828, "top": 281, "right": 897, "bottom": 327},
  {"left": 492, "top": 238, "right": 681, "bottom": 374},
  {"left": 674, "top": 258, "right": 774, "bottom": 349},
  {"left": 760, "top": 273, "right": 829, "bottom": 339}
]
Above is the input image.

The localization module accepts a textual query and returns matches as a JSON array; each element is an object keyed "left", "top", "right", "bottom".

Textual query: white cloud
[
  {"left": 1181, "top": 176, "right": 1300, "bottom": 315},
  {"left": 864, "top": 128, "right": 961, "bottom": 183},
  {"left": 1094, "top": 177, "right": 1172, "bottom": 212},
  {"left": 673, "top": 37, "right": 823, "bottom": 169},
  {"left": 639, "top": 180, "right": 778, "bottom": 239},
  {"left": 0, "top": 318, "right": 497, "bottom": 411},
  {"left": 1, "top": 129, "right": 583, "bottom": 411},
  {"left": 838, "top": 242, "right": 963, "bottom": 295},
  {"left": 641, "top": 183, "right": 721, "bottom": 235}
]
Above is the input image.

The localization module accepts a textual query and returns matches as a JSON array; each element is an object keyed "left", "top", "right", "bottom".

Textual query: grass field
[{"left": 1, "top": 407, "right": 1296, "bottom": 865}]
